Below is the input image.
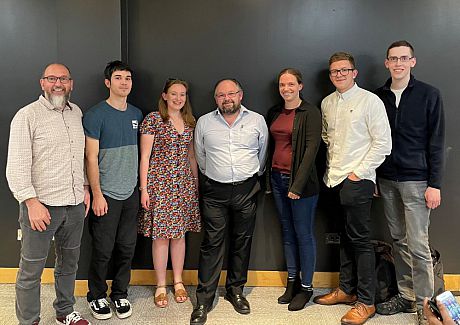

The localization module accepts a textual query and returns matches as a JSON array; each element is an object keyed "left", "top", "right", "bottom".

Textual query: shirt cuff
[{"left": 14, "top": 186, "right": 37, "bottom": 204}]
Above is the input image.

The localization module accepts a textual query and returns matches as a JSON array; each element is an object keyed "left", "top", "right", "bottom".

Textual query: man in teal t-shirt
[{"left": 83, "top": 61, "right": 142, "bottom": 321}]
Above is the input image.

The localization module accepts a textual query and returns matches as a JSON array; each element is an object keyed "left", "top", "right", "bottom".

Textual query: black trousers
[
  {"left": 196, "top": 176, "right": 260, "bottom": 306},
  {"left": 87, "top": 190, "right": 139, "bottom": 301},
  {"left": 336, "top": 178, "right": 376, "bottom": 305}
]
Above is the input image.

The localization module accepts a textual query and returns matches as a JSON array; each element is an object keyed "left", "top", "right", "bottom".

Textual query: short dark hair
[
  {"left": 104, "top": 60, "right": 133, "bottom": 80},
  {"left": 328, "top": 52, "right": 356, "bottom": 69},
  {"left": 278, "top": 68, "right": 303, "bottom": 84},
  {"left": 386, "top": 40, "right": 415, "bottom": 58},
  {"left": 213, "top": 78, "right": 243, "bottom": 95}
]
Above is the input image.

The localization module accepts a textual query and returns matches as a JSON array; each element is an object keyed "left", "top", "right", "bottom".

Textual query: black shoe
[
  {"left": 113, "top": 298, "right": 132, "bottom": 319},
  {"left": 288, "top": 288, "right": 313, "bottom": 311},
  {"left": 88, "top": 298, "right": 112, "bottom": 320},
  {"left": 376, "top": 294, "right": 417, "bottom": 315},
  {"left": 190, "top": 305, "right": 210, "bottom": 325},
  {"left": 224, "top": 293, "right": 250, "bottom": 314},
  {"left": 278, "top": 276, "right": 301, "bottom": 304}
]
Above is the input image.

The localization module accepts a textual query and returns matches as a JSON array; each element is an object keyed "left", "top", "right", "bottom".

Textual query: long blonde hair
[{"left": 158, "top": 79, "right": 196, "bottom": 128}]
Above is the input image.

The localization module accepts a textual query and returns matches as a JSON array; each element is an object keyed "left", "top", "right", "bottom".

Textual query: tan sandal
[
  {"left": 173, "top": 281, "right": 188, "bottom": 303},
  {"left": 154, "top": 285, "right": 168, "bottom": 308}
]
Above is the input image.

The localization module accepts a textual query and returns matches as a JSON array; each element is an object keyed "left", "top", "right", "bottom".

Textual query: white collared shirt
[
  {"left": 194, "top": 105, "right": 268, "bottom": 183},
  {"left": 321, "top": 83, "right": 392, "bottom": 187}
]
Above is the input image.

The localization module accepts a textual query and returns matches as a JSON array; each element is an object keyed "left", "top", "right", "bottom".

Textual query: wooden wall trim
[{"left": 1, "top": 268, "right": 458, "bottom": 296}]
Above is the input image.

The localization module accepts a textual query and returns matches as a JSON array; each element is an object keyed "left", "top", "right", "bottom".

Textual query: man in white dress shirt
[
  {"left": 191, "top": 78, "right": 268, "bottom": 325},
  {"left": 313, "top": 52, "right": 391, "bottom": 325}
]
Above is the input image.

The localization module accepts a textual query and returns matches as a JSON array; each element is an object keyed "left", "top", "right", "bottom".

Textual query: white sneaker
[
  {"left": 113, "top": 298, "right": 133, "bottom": 319},
  {"left": 56, "top": 311, "right": 91, "bottom": 325}
]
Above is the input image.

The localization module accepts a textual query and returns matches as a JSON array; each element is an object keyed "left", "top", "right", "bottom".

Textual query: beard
[
  {"left": 44, "top": 88, "right": 71, "bottom": 110},
  {"left": 219, "top": 99, "right": 241, "bottom": 115}
]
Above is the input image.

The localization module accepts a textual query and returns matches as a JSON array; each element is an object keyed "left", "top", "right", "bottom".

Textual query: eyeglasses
[
  {"left": 215, "top": 90, "right": 240, "bottom": 100},
  {"left": 329, "top": 68, "right": 354, "bottom": 77},
  {"left": 42, "top": 76, "right": 72, "bottom": 84},
  {"left": 387, "top": 56, "right": 414, "bottom": 63}
]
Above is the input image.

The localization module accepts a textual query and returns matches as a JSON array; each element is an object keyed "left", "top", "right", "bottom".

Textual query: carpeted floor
[{"left": 0, "top": 284, "right": 419, "bottom": 324}]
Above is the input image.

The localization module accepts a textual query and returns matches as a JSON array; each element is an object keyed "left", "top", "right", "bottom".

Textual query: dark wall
[
  {"left": 126, "top": 0, "right": 460, "bottom": 273},
  {"left": 1, "top": 0, "right": 459, "bottom": 277},
  {"left": 0, "top": 0, "right": 121, "bottom": 270}
]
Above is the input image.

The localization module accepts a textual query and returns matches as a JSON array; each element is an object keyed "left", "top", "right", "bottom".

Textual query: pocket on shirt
[{"left": 238, "top": 129, "right": 259, "bottom": 148}]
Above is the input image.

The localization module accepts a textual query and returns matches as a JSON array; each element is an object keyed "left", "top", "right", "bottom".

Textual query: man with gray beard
[
  {"left": 6, "top": 63, "right": 91, "bottom": 325},
  {"left": 191, "top": 79, "right": 268, "bottom": 325}
]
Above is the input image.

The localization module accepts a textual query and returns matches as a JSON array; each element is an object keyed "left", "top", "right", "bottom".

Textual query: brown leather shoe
[
  {"left": 313, "top": 288, "right": 357, "bottom": 305},
  {"left": 341, "top": 302, "right": 376, "bottom": 325}
]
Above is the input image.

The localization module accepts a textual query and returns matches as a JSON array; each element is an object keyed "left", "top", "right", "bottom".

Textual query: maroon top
[{"left": 270, "top": 108, "right": 295, "bottom": 174}]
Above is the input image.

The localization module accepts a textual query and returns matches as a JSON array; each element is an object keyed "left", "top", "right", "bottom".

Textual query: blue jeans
[
  {"left": 271, "top": 171, "right": 318, "bottom": 286},
  {"left": 16, "top": 202, "right": 85, "bottom": 325},
  {"left": 378, "top": 178, "right": 433, "bottom": 307}
]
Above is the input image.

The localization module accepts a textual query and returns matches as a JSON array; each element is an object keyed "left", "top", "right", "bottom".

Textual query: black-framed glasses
[
  {"left": 215, "top": 90, "right": 241, "bottom": 100},
  {"left": 329, "top": 68, "right": 354, "bottom": 77},
  {"left": 387, "top": 56, "right": 414, "bottom": 63},
  {"left": 42, "top": 76, "right": 72, "bottom": 84}
]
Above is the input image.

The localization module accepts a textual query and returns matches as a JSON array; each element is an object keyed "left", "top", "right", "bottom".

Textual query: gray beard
[
  {"left": 219, "top": 102, "right": 240, "bottom": 115},
  {"left": 45, "top": 92, "right": 70, "bottom": 110}
]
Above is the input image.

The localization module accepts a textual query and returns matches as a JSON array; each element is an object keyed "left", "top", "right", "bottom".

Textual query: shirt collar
[
  {"left": 39, "top": 94, "right": 72, "bottom": 111},
  {"left": 335, "top": 83, "right": 359, "bottom": 101}
]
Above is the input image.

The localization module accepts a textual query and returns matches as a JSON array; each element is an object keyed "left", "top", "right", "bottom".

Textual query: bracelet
[{"left": 139, "top": 186, "right": 147, "bottom": 191}]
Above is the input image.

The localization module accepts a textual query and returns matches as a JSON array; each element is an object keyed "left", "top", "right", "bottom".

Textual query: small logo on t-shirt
[{"left": 132, "top": 120, "right": 138, "bottom": 129}]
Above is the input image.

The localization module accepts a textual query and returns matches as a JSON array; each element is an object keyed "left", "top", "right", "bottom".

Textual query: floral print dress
[{"left": 138, "top": 111, "right": 200, "bottom": 239}]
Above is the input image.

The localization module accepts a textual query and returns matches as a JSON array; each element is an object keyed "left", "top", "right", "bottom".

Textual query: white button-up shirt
[
  {"left": 321, "top": 83, "right": 392, "bottom": 187},
  {"left": 194, "top": 105, "right": 268, "bottom": 183}
]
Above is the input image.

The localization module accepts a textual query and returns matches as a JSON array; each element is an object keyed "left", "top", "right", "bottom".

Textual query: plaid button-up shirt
[{"left": 6, "top": 95, "right": 86, "bottom": 206}]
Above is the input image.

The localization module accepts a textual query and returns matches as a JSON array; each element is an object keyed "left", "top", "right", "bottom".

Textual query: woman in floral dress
[{"left": 138, "top": 79, "right": 200, "bottom": 308}]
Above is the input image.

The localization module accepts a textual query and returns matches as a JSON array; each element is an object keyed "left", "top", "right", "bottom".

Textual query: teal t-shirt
[{"left": 83, "top": 101, "right": 143, "bottom": 200}]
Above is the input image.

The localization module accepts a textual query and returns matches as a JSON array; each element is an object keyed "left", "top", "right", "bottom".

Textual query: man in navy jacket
[{"left": 375, "top": 40, "right": 445, "bottom": 325}]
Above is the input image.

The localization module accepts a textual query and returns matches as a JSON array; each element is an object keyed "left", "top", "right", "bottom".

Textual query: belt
[{"left": 206, "top": 175, "right": 256, "bottom": 186}]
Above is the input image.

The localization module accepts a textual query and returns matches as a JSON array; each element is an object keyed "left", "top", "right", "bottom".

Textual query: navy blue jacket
[{"left": 375, "top": 75, "right": 445, "bottom": 189}]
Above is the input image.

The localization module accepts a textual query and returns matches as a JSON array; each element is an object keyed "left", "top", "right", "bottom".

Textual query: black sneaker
[
  {"left": 376, "top": 294, "right": 417, "bottom": 315},
  {"left": 88, "top": 298, "right": 112, "bottom": 320},
  {"left": 113, "top": 298, "right": 132, "bottom": 319}
]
